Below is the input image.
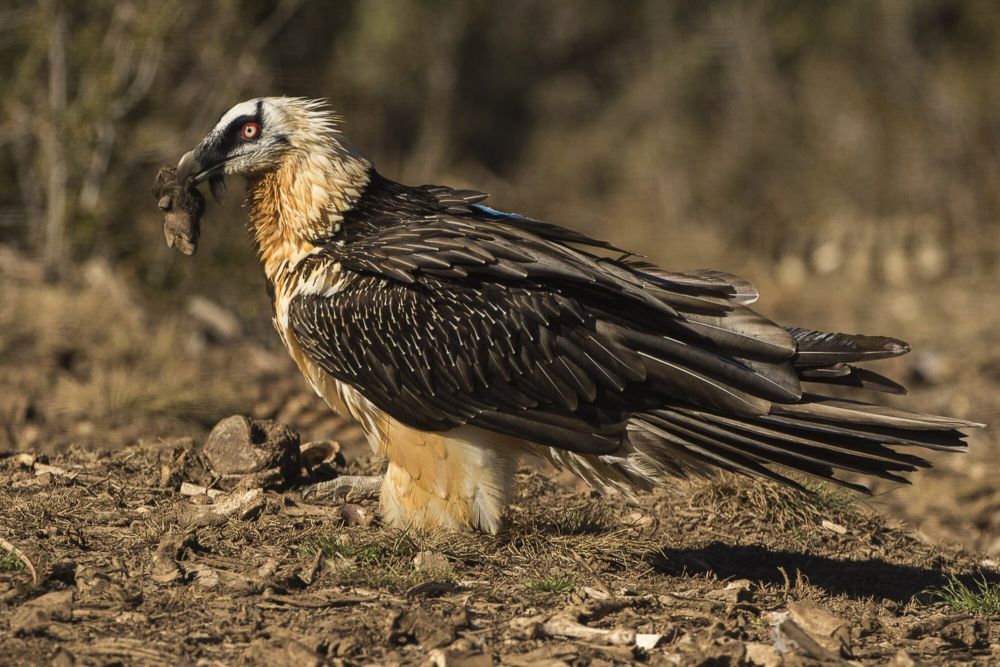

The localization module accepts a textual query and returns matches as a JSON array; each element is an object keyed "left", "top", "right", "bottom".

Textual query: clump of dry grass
[
  {"left": 300, "top": 528, "right": 459, "bottom": 591},
  {"left": 414, "top": 500, "right": 662, "bottom": 571},
  {"left": 683, "top": 473, "right": 864, "bottom": 532}
]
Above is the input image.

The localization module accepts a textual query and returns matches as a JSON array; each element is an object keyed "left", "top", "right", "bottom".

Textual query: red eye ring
[{"left": 241, "top": 122, "right": 260, "bottom": 140}]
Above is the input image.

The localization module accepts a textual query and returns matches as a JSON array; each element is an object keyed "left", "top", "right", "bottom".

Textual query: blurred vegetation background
[
  {"left": 4, "top": 0, "right": 1000, "bottom": 310},
  {"left": 2, "top": 0, "right": 1000, "bottom": 548}
]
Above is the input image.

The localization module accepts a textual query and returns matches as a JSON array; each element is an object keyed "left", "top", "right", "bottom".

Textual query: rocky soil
[{"left": 1, "top": 416, "right": 999, "bottom": 666}]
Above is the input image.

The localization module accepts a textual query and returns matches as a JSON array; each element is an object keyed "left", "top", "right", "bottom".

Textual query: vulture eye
[{"left": 241, "top": 122, "right": 261, "bottom": 140}]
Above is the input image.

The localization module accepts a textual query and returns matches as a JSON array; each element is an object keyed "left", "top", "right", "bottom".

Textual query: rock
[
  {"left": 422, "top": 646, "right": 493, "bottom": 667},
  {"left": 179, "top": 482, "right": 223, "bottom": 499},
  {"left": 939, "top": 617, "right": 988, "bottom": 650},
  {"left": 187, "top": 296, "right": 241, "bottom": 342},
  {"left": 243, "top": 636, "right": 329, "bottom": 667},
  {"left": 744, "top": 641, "right": 782, "bottom": 667},
  {"left": 339, "top": 503, "right": 371, "bottom": 527},
  {"left": 191, "top": 564, "right": 221, "bottom": 589},
  {"left": 695, "top": 638, "right": 746, "bottom": 666},
  {"left": 414, "top": 550, "right": 451, "bottom": 573},
  {"left": 708, "top": 579, "right": 754, "bottom": 604},
  {"left": 13, "top": 452, "right": 36, "bottom": 468},
  {"left": 508, "top": 615, "right": 544, "bottom": 640},
  {"left": 389, "top": 608, "right": 465, "bottom": 648},
  {"left": 786, "top": 602, "right": 852, "bottom": 657},
  {"left": 887, "top": 649, "right": 921, "bottom": 667},
  {"left": 202, "top": 415, "right": 300, "bottom": 485},
  {"left": 48, "top": 560, "right": 77, "bottom": 585},
  {"left": 50, "top": 648, "right": 75, "bottom": 667},
  {"left": 150, "top": 532, "right": 196, "bottom": 584},
  {"left": 635, "top": 633, "right": 665, "bottom": 650},
  {"left": 9, "top": 590, "right": 74, "bottom": 635}
]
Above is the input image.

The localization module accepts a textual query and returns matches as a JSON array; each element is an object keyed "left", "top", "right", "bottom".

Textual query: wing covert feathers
[{"left": 287, "top": 169, "right": 980, "bottom": 499}]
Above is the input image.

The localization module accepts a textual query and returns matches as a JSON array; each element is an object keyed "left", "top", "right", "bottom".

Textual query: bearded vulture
[{"left": 174, "top": 97, "right": 982, "bottom": 533}]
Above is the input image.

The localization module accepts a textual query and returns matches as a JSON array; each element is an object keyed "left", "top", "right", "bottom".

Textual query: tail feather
[
  {"left": 772, "top": 396, "right": 983, "bottom": 431},
  {"left": 787, "top": 327, "right": 911, "bottom": 366},
  {"left": 622, "top": 395, "right": 980, "bottom": 494},
  {"left": 647, "top": 409, "right": 915, "bottom": 485},
  {"left": 798, "top": 364, "right": 907, "bottom": 394}
]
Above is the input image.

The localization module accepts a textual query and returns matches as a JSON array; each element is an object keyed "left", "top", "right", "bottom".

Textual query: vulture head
[{"left": 176, "top": 97, "right": 353, "bottom": 197}]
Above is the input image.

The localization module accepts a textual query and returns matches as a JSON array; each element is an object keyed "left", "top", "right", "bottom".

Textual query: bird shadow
[{"left": 650, "top": 540, "right": 996, "bottom": 603}]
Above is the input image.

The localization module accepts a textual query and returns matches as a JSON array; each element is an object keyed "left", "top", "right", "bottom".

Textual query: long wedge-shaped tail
[{"left": 624, "top": 328, "right": 981, "bottom": 493}]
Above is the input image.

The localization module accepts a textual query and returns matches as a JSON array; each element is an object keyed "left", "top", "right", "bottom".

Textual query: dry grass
[
  {"left": 0, "top": 274, "right": 249, "bottom": 449},
  {"left": 4, "top": 441, "right": 1000, "bottom": 664},
  {"left": 683, "top": 473, "right": 864, "bottom": 532}
]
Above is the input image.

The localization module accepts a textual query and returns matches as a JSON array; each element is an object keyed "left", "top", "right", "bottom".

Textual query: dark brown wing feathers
[{"left": 289, "top": 171, "right": 980, "bottom": 492}]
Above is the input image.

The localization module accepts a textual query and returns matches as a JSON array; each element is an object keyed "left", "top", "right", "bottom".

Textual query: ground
[
  {"left": 1, "top": 440, "right": 999, "bottom": 666},
  {"left": 2, "top": 253, "right": 1000, "bottom": 665}
]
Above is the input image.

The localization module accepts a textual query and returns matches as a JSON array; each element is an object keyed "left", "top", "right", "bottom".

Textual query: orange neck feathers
[{"left": 246, "top": 137, "right": 370, "bottom": 283}]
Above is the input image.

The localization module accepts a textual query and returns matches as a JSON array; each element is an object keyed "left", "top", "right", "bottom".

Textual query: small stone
[
  {"left": 339, "top": 503, "right": 371, "bottom": 526},
  {"left": 150, "top": 533, "right": 195, "bottom": 584},
  {"left": 192, "top": 565, "right": 220, "bottom": 589},
  {"left": 744, "top": 641, "right": 782, "bottom": 667},
  {"left": 9, "top": 590, "right": 74, "bottom": 636},
  {"left": 940, "top": 618, "right": 988, "bottom": 650},
  {"left": 187, "top": 296, "right": 241, "bottom": 342},
  {"left": 708, "top": 579, "right": 753, "bottom": 604},
  {"left": 887, "top": 648, "right": 920, "bottom": 667},
  {"left": 622, "top": 511, "right": 654, "bottom": 528},
  {"left": 698, "top": 638, "right": 746, "bottom": 666},
  {"left": 179, "top": 482, "right": 222, "bottom": 499},
  {"left": 50, "top": 648, "right": 75, "bottom": 667},
  {"left": 13, "top": 453, "right": 36, "bottom": 468},
  {"left": 772, "top": 603, "right": 852, "bottom": 661},
  {"left": 508, "top": 615, "right": 543, "bottom": 640},
  {"left": 414, "top": 550, "right": 450, "bottom": 573},
  {"left": 635, "top": 633, "right": 664, "bottom": 650}
]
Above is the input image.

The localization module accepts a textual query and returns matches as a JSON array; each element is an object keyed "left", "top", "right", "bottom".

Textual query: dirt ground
[
  {"left": 1, "top": 437, "right": 999, "bottom": 667},
  {"left": 2, "top": 252, "right": 1000, "bottom": 665}
]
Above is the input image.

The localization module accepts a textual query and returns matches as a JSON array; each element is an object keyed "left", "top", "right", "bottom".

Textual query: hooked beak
[
  {"left": 176, "top": 149, "right": 227, "bottom": 203},
  {"left": 176, "top": 150, "right": 227, "bottom": 185}
]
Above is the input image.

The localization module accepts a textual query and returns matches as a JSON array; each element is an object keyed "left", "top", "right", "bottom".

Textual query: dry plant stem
[
  {"left": 0, "top": 536, "right": 38, "bottom": 585},
  {"left": 303, "top": 474, "right": 383, "bottom": 501}
]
